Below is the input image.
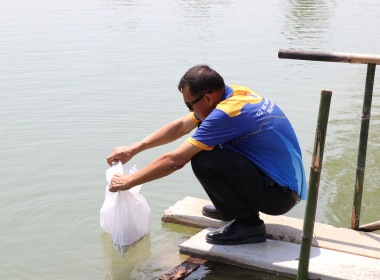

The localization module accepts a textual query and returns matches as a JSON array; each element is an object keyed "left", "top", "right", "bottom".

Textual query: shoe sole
[{"left": 205, "top": 234, "right": 267, "bottom": 245}]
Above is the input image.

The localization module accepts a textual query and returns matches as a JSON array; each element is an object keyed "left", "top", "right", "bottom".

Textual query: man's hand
[
  {"left": 109, "top": 173, "right": 130, "bottom": 192},
  {"left": 107, "top": 145, "right": 136, "bottom": 166}
]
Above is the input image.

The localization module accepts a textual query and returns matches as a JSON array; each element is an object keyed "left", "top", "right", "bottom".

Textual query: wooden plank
[
  {"left": 162, "top": 197, "right": 380, "bottom": 259},
  {"left": 180, "top": 228, "right": 380, "bottom": 280},
  {"left": 159, "top": 257, "right": 207, "bottom": 280},
  {"left": 278, "top": 49, "right": 380, "bottom": 65}
]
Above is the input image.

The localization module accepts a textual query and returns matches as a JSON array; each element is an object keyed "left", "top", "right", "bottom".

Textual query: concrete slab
[
  {"left": 162, "top": 196, "right": 380, "bottom": 259},
  {"left": 179, "top": 228, "right": 380, "bottom": 280}
]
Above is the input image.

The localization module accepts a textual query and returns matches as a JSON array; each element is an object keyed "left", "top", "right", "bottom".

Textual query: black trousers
[{"left": 191, "top": 148, "right": 299, "bottom": 225}]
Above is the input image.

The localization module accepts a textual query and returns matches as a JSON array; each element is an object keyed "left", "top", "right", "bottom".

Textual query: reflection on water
[
  {"left": 101, "top": 233, "right": 152, "bottom": 279},
  {"left": 282, "top": 0, "right": 334, "bottom": 48},
  {"left": 100, "top": 224, "right": 202, "bottom": 279}
]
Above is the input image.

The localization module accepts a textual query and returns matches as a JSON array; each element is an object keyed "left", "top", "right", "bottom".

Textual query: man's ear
[{"left": 205, "top": 93, "right": 214, "bottom": 105}]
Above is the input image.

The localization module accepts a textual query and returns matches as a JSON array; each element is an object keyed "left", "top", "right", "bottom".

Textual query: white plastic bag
[{"left": 100, "top": 161, "right": 151, "bottom": 246}]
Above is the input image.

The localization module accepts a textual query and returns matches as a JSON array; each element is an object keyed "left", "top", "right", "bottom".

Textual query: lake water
[{"left": 1, "top": 0, "right": 380, "bottom": 279}]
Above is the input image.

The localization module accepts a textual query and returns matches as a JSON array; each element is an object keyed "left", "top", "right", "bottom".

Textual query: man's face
[{"left": 182, "top": 85, "right": 213, "bottom": 121}]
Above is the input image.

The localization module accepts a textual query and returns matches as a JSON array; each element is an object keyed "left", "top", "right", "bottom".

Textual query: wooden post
[
  {"left": 297, "top": 90, "right": 332, "bottom": 280},
  {"left": 351, "top": 63, "right": 376, "bottom": 230}
]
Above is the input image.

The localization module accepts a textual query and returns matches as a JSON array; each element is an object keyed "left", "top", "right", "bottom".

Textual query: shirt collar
[{"left": 221, "top": 85, "right": 233, "bottom": 101}]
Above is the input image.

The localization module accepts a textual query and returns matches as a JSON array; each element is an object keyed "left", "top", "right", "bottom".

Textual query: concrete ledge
[
  {"left": 179, "top": 228, "right": 380, "bottom": 280},
  {"left": 162, "top": 196, "right": 380, "bottom": 259},
  {"left": 162, "top": 195, "right": 229, "bottom": 229}
]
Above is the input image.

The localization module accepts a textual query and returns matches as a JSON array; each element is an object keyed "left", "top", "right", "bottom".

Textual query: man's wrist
[
  {"left": 132, "top": 141, "right": 145, "bottom": 154},
  {"left": 124, "top": 174, "right": 134, "bottom": 190}
]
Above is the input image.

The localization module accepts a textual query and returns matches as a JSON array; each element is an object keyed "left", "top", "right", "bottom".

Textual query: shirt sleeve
[
  {"left": 189, "top": 112, "right": 201, "bottom": 124},
  {"left": 187, "top": 109, "right": 245, "bottom": 150}
]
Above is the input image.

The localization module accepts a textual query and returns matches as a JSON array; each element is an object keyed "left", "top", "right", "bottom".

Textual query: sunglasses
[{"left": 185, "top": 91, "right": 213, "bottom": 111}]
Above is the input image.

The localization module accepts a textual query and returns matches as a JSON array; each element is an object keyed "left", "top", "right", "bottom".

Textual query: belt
[
  {"left": 280, "top": 185, "right": 300, "bottom": 204},
  {"left": 290, "top": 189, "right": 301, "bottom": 204},
  {"left": 272, "top": 183, "right": 301, "bottom": 204},
  {"left": 266, "top": 176, "right": 301, "bottom": 204}
]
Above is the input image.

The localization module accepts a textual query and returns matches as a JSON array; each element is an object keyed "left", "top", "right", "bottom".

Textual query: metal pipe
[
  {"left": 297, "top": 90, "right": 332, "bottom": 280},
  {"left": 351, "top": 63, "right": 376, "bottom": 230},
  {"left": 278, "top": 49, "right": 380, "bottom": 65}
]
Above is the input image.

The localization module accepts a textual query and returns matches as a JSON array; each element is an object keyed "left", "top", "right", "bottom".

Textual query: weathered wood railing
[{"left": 278, "top": 49, "right": 379, "bottom": 280}]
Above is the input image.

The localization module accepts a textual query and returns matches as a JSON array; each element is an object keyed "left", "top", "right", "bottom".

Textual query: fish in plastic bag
[{"left": 100, "top": 161, "right": 151, "bottom": 246}]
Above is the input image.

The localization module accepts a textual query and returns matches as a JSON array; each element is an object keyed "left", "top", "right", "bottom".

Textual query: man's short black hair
[{"left": 178, "top": 65, "right": 225, "bottom": 97}]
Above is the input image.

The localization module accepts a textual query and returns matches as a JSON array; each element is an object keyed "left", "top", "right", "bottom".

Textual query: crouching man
[{"left": 107, "top": 65, "right": 307, "bottom": 245}]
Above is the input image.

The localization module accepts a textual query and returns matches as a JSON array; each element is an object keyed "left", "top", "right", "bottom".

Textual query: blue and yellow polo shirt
[{"left": 187, "top": 85, "right": 308, "bottom": 200}]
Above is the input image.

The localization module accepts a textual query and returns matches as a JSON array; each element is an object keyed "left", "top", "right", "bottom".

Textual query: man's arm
[
  {"left": 109, "top": 141, "right": 202, "bottom": 192},
  {"left": 107, "top": 114, "right": 198, "bottom": 166}
]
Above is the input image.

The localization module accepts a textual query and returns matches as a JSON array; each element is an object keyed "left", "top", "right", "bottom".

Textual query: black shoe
[
  {"left": 205, "top": 220, "right": 266, "bottom": 245},
  {"left": 202, "top": 205, "right": 225, "bottom": 220}
]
